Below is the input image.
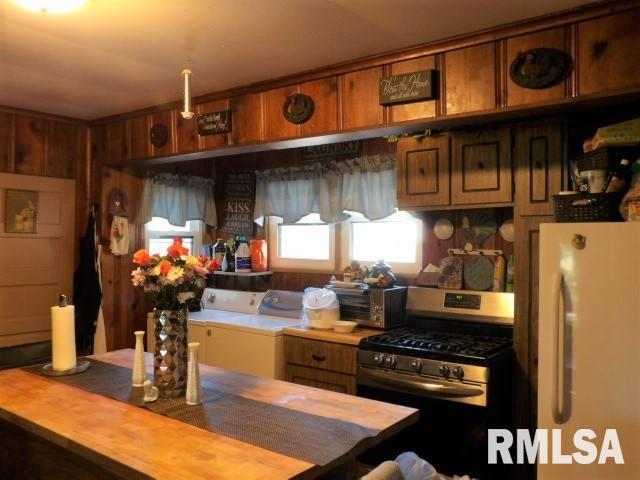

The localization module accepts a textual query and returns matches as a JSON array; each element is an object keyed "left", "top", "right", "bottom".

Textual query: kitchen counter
[
  {"left": 0, "top": 349, "right": 417, "bottom": 480},
  {"left": 283, "top": 325, "right": 380, "bottom": 346}
]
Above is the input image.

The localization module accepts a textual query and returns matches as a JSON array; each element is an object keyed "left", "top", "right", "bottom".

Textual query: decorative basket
[{"left": 553, "top": 193, "right": 624, "bottom": 223}]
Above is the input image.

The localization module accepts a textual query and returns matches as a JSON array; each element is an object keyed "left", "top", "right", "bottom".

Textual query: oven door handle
[{"left": 361, "top": 369, "right": 484, "bottom": 398}]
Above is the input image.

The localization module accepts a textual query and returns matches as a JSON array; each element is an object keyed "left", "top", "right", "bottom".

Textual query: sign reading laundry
[
  {"left": 197, "top": 110, "right": 232, "bottom": 135},
  {"left": 302, "top": 140, "right": 362, "bottom": 161},
  {"left": 379, "top": 69, "right": 437, "bottom": 105},
  {"left": 221, "top": 169, "right": 255, "bottom": 236}
]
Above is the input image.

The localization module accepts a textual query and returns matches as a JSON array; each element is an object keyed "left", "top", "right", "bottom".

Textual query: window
[
  {"left": 144, "top": 217, "right": 204, "bottom": 257},
  {"left": 267, "top": 211, "right": 422, "bottom": 274},
  {"left": 267, "top": 213, "right": 336, "bottom": 271},
  {"left": 340, "top": 210, "right": 422, "bottom": 274}
]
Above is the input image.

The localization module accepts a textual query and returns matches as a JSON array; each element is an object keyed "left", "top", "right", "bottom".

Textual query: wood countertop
[
  {"left": 282, "top": 326, "right": 380, "bottom": 346},
  {"left": 0, "top": 349, "right": 417, "bottom": 480}
]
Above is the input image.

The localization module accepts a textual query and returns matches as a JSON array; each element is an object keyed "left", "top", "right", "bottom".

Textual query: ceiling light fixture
[
  {"left": 13, "top": 0, "right": 86, "bottom": 14},
  {"left": 180, "top": 66, "right": 194, "bottom": 120}
]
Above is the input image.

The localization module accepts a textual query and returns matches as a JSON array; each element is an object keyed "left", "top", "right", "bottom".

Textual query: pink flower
[{"left": 131, "top": 267, "right": 146, "bottom": 287}]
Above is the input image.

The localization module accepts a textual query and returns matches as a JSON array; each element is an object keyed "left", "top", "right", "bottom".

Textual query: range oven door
[{"left": 357, "top": 367, "right": 507, "bottom": 480}]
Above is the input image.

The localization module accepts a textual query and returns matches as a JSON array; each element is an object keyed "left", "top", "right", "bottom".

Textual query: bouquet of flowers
[{"left": 131, "top": 238, "right": 220, "bottom": 310}]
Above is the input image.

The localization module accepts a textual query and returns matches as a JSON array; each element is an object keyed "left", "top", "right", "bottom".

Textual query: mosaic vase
[{"left": 153, "top": 309, "right": 189, "bottom": 398}]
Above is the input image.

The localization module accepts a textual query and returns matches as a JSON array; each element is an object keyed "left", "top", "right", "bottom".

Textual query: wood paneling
[
  {"left": 341, "top": 67, "right": 384, "bottom": 129},
  {"left": 396, "top": 135, "right": 450, "bottom": 208},
  {"left": 0, "top": 113, "right": 13, "bottom": 172},
  {"left": 451, "top": 127, "right": 512, "bottom": 204},
  {"left": 389, "top": 56, "right": 437, "bottom": 122},
  {"left": 506, "top": 28, "right": 568, "bottom": 106},
  {"left": 514, "top": 120, "right": 565, "bottom": 216},
  {"left": 149, "top": 110, "right": 175, "bottom": 158},
  {"left": 444, "top": 43, "right": 496, "bottom": 115},
  {"left": 175, "top": 111, "right": 198, "bottom": 154},
  {"left": 263, "top": 85, "right": 299, "bottom": 140},
  {"left": 105, "top": 121, "right": 128, "bottom": 165},
  {"left": 46, "top": 121, "right": 85, "bottom": 179},
  {"left": 196, "top": 99, "right": 230, "bottom": 150},
  {"left": 578, "top": 10, "right": 640, "bottom": 96},
  {"left": 300, "top": 76, "right": 339, "bottom": 136},
  {"left": 127, "top": 115, "right": 149, "bottom": 160},
  {"left": 229, "top": 93, "right": 263, "bottom": 145},
  {"left": 14, "top": 115, "right": 46, "bottom": 175}
]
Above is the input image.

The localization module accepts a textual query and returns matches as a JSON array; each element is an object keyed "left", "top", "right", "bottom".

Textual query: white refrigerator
[{"left": 538, "top": 222, "right": 640, "bottom": 478}]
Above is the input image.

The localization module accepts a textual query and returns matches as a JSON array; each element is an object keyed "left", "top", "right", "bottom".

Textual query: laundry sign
[
  {"left": 220, "top": 169, "right": 255, "bottom": 236},
  {"left": 379, "top": 69, "right": 437, "bottom": 105},
  {"left": 197, "top": 109, "right": 232, "bottom": 135}
]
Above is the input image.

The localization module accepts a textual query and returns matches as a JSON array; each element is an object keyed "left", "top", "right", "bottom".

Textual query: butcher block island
[{"left": 0, "top": 350, "right": 417, "bottom": 480}]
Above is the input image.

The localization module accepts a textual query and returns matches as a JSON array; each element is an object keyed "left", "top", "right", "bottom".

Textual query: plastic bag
[
  {"left": 301, "top": 288, "right": 339, "bottom": 329},
  {"left": 395, "top": 452, "right": 438, "bottom": 480}
]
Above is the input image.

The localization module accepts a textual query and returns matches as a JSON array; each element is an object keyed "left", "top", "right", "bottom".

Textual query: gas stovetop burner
[{"left": 360, "top": 327, "right": 512, "bottom": 363}]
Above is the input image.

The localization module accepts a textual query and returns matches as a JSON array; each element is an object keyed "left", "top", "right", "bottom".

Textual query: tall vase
[
  {"left": 186, "top": 342, "right": 203, "bottom": 406},
  {"left": 153, "top": 309, "right": 189, "bottom": 398},
  {"left": 132, "top": 330, "right": 146, "bottom": 387}
]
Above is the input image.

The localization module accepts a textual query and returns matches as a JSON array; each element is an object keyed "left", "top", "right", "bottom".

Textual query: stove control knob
[
  {"left": 438, "top": 364, "right": 450, "bottom": 377},
  {"left": 373, "top": 354, "right": 384, "bottom": 366},
  {"left": 410, "top": 360, "right": 423, "bottom": 372},
  {"left": 384, "top": 356, "right": 397, "bottom": 368},
  {"left": 453, "top": 366, "right": 464, "bottom": 380}
]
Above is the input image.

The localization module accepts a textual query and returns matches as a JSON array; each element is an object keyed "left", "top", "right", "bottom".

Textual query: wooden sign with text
[
  {"left": 302, "top": 140, "right": 362, "bottom": 161},
  {"left": 220, "top": 169, "right": 255, "bottom": 236},
  {"left": 197, "top": 110, "right": 232, "bottom": 136},
  {"left": 379, "top": 69, "right": 436, "bottom": 105}
]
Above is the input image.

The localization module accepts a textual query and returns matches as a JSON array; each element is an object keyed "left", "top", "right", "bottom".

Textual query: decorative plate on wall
[
  {"left": 509, "top": 48, "right": 572, "bottom": 90},
  {"left": 283, "top": 93, "right": 315, "bottom": 124},
  {"left": 149, "top": 123, "right": 169, "bottom": 148}
]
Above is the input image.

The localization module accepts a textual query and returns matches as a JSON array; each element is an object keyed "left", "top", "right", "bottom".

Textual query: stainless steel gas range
[{"left": 356, "top": 287, "right": 514, "bottom": 479}]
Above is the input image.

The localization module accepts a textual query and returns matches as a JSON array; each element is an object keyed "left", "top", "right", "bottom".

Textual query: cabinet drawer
[
  {"left": 286, "top": 364, "right": 356, "bottom": 395},
  {"left": 284, "top": 336, "right": 356, "bottom": 375}
]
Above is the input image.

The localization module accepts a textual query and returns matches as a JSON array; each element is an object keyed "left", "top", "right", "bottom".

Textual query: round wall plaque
[
  {"left": 149, "top": 123, "right": 169, "bottom": 148},
  {"left": 283, "top": 94, "right": 315, "bottom": 124},
  {"left": 509, "top": 48, "right": 572, "bottom": 90}
]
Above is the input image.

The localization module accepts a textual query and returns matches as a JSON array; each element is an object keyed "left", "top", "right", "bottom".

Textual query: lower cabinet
[{"left": 284, "top": 336, "right": 357, "bottom": 395}]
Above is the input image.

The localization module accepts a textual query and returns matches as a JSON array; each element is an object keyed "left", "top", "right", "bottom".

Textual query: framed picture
[{"left": 4, "top": 189, "right": 38, "bottom": 234}]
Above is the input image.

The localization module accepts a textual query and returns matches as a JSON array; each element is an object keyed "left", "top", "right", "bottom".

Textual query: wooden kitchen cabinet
[
  {"left": 284, "top": 336, "right": 357, "bottom": 395},
  {"left": 396, "top": 134, "right": 450, "bottom": 209},
  {"left": 0, "top": 112, "right": 13, "bottom": 172},
  {"left": 388, "top": 56, "right": 437, "bottom": 123},
  {"left": 263, "top": 85, "right": 299, "bottom": 140},
  {"left": 149, "top": 110, "right": 176, "bottom": 158},
  {"left": 127, "top": 114, "right": 149, "bottom": 160},
  {"left": 577, "top": 10, "right": 640, "bottom": 96},
  {"left": 444, "top": 43, "right": 496, "bottom": 115},
  {"left": 299, "top": 76, "right": 339, "bottom": 136},
  {"left": 341, "top": 67, "right": 384, "bottom": 130},
  {"left": 229, "top": 93, "right": 263, "bottom": 145},
  {"left": 514, "top": 120, "right": 565, "bottom": 216},
  {"left": 451, "top": 127, "right": 513, "bottom": 205},
  {"left": 196, "top": 99, "right": 230, "bottom": 150}
]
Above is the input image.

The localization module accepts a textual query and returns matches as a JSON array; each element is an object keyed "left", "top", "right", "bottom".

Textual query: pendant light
[{"left": 181, "top": 65, "right": 194, "bottom": 120}]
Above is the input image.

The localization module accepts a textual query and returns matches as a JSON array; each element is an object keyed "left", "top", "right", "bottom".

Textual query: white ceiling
[{"left": 0, "top": 0, "right": 594, "bottom": 120}]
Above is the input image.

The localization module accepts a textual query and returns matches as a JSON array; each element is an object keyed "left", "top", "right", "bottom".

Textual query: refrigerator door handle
[{"left": 552, "top": 271, "right": 569, "bottom": 424}]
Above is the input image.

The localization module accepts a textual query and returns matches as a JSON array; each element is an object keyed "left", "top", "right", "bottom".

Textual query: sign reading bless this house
[
  {"left": 221, "top": 169, "right": 255, "bottom": 236},
  {"left": 379, "top": 69, "right": 436, "bottom": 105}
]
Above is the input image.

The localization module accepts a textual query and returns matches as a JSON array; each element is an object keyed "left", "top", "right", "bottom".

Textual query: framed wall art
[{"left": 4, "top": 188, "right": 39, "bottom": 234}]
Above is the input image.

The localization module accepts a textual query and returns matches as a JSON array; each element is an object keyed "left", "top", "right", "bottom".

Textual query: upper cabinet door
[
  {"left": 127, "top": 114, "right": 150, "bottom": 160},
  {"left": 506, "top": 27, "right": 568, "bottom": 107},
  {"left": 396, "top": 135, "right": 450, "bottom": 209},
  {"left": 229, "top": 93, "right": 264, "bottom": 145},
  {"left": 149, "top": 110, "right": 176, "bottom": 158},
  {"left": 444, "top": 43, "right": 497, "bottom": 115},
  {"left": 197, "top": 99, "right": 230, "bottom": 150},
  {"left": 263, "top": 85, "right": 300, "bottom": 140},
  {"left": 451, "top": 128, "right": 512, "bottom": 205},
  {"left": 578, "top": 10, "right": 640, "bottom": 96},
  {"left": 514, "top": 120, "right": 565, "bottom": 216},
  {"left": 341, "top": 67, "right": 384, "bottom": 129},
  {"left": 300, "top": 77, "right": 338, "bottom": 137},
  {"left": 388, "top": 56, "right": 437, "bottom": 123}
]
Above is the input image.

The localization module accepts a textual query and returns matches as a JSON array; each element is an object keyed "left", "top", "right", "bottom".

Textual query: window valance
[
  {"left": 254, "top": 154, "right": 396, "bottom": 225},
  {"left": 139, "top": 173, "right": 217, "bottom": 227}
]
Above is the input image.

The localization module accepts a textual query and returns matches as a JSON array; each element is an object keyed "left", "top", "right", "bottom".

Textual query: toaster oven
[{"left": 328, "top": 286, "right": 407, "bottom": 329}]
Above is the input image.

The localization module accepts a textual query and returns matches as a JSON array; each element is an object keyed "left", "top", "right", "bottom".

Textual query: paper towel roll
[{"left": 51, "top": 304, "right": 76, "bottom": 370}]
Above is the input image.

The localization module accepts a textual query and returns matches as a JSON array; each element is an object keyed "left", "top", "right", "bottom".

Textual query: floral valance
[
  {"left": 138, "top": 173, "right": 217, "bottom": 227},
  {"left": 254, "top": 154, "right": 396, "bottom": 225}
]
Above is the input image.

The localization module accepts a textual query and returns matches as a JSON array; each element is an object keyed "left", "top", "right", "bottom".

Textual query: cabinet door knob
[
  {"left": 419, "top": 167, "right": 426, "bottom": 176},
  {"left": 535, "top": 161, "right": 543, "bottom": 170},
  {"left": 311, "top": 354, "right": 325, "bottom": 362},
  {"left": 477, "top": 161, "right": 484, "bottom": 169}
]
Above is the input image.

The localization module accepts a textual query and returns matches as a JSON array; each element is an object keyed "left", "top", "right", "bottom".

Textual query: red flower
[
  {"left": 158, "top": 260, "right": 172, "bottom": 275},
  {"left": 207, "top": 258, "right": 221, "bottom": 272},
  {"left": 133, "top": 249, "right": 151, "bottom": 266},
  {"left": 167, "top": 238, "right": 189, "bottom": 258},
  {"left": 198, "top": 254, "right": 210, "bottom": 265}
]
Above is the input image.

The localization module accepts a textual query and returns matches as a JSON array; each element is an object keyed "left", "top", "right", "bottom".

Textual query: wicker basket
[{"left": 553, "top": 193, "right": 624, "bottom": 223}]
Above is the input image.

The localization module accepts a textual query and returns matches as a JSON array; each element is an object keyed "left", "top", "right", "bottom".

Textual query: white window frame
[
  {"left": 338, "top": 211, "right": 423, "bottom": 275},
  {"left": 144, "top": 217, "right": 205, "bottom": 257},
  {"left": 267, "top": 215, "right": 336, "bottom": 272}
]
